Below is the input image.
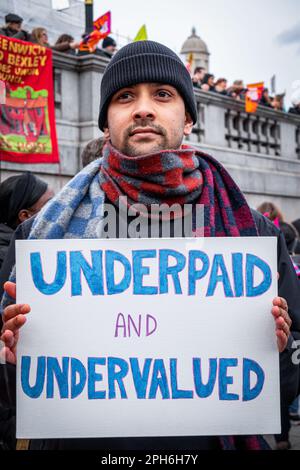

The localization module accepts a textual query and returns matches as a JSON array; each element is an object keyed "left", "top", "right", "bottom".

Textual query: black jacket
[
  {"left": 0, "top": 210, "right": 299, "bottom": 449},
  {"left": 0, "top": 223, "right": 13, "bottom": 270},
  {"left": 288, "top": 106, "right": 300, "bottom": 116},
  {"left": 0, "top": 27, "right": 30, "bottom": 41}
]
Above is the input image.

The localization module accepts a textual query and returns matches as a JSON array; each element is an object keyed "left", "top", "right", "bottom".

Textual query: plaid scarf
[{"left": 100, "top": 142, "right": 258, "bottom": 236}]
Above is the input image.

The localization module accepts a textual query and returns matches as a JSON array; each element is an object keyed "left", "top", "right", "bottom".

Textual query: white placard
[{"left": 16, "top": 237, "right": 280, "bottom": 438}]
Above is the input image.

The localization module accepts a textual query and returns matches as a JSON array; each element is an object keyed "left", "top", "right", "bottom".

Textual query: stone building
[{"left": 180, "top": 27, "right": 210, "bottom": 72}]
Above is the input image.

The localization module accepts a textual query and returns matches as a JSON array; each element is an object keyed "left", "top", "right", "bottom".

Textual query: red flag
[
  {"left": 79, "top": 11, "right": 112, "bottom": 52},
  {"left": 0, "top": 35, "right": 59, "bottom": 163},
  {"left": 93, "top": 10, "right": 111, "bottom": 36}
]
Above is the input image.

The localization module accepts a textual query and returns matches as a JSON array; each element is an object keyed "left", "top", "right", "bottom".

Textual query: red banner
[{"left": 0, "top": 35, "right": 59, "bottom": 163}]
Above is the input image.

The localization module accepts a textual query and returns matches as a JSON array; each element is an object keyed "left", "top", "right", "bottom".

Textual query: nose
[{"left": 131, "top": 96, "right": 156, "bottom": 122}]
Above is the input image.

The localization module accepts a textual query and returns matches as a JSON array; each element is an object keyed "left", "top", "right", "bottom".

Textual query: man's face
[
  {"left": 8, "top": 22, "right": 22, "bottom": 32},
  {"left": 199, "top": 70, "right": 205, "bottom": 81},
  {"left": 104, "top": 83, "right": 193, "bottom": 157},
  {"left": 105, "top": 45, "right": 116, "bottom": 54}
]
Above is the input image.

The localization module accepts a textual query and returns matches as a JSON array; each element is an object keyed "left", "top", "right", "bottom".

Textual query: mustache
[{"left": 125, "top": 120, "right": 167, "bottom": 138}]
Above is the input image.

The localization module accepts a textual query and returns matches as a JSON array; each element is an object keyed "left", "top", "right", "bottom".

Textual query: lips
[{"left": 130, "top": 128, "right": 161, "bottom": 136}]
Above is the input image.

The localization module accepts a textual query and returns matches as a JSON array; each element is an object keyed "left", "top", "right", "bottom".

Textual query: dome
[{"left": 180, "top": 27, "right": 209, "bottom": 55}]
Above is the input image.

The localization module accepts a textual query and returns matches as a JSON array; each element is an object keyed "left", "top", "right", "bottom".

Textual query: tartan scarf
[{"left": 99, "top": 142, "right": 258, "bottom": 236}]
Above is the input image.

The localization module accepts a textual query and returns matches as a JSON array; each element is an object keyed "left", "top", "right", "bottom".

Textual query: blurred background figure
[
  {"left": 81, "top": 137, "right": 105, "bottom": 167},
  {"left": 292, "top": 219, "right": 300, "bottom": 254},
  {"left": 201, "top": 73, "right": 215, "bottom": 92},
  {"left": 259, "top": 88, "right": 273, "bottom": 108},
  {"left": 191, "top": 66, "right": 206, "bottom": 89},
  {"left": 289, "top": 86, "right": 300, "bottom": 116},
  {"left": 227, "top": 80, "right": 247, "bottom": 101},
  {"left": 0, "top": 13, "right": 30, "bottom": 41},
  {"left": 99, "top": 36, "right": 117, "bottom": 58},
  {"left": 30, "top": 27, "right": 50, "bottom": 46},
  {"left": 53, "top": 34, "right": 80, "bottom": 54},
  {"left": 257, "top": 200, "right": 300, "bottom": 449},
  {"left": 271, "top": 93, "right": 285, "bottom": 112},
  {"left": 0, "top": 172, "right": 53, "bottom": 269},
  {"left": 214, "top": 78, "right": 228, "bottom": 96}
]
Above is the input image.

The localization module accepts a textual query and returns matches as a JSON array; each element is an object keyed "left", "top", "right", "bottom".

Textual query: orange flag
[
  {"left": 79, "top": 11, "right": 111, "bottom": 52},
  {"left": 245, "top": 82, "right": 264, "bottom": 113}
]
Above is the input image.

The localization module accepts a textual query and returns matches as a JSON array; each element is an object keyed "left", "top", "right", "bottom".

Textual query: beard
[{"left": 120, "top": 119, "right": 183, "bottom": 157}]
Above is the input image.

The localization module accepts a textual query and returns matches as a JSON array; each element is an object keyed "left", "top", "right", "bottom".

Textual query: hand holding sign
[
  {"left": 1, "top": 281, "right": 30, "bottom": 364},
  {"left": 272, "top": 296, "right": 291, "bottom": 352}
]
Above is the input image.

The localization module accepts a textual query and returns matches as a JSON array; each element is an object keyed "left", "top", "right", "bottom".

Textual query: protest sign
[
  {"left": 0, "top": 35, "right": 59, "bottom": 163},
  {"left": 16, "top": 237, "right": 280, "bottom": 438}
]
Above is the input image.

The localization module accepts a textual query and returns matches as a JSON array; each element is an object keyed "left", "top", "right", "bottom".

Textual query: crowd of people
[
  {"left": 0, "top": 13, "right": 117, "bottom": 58},
  {"left": 191, "top": 66, "right": 300, "bottom": 115},
  {"left": 1, "top": 12, "right": 300, "bottom": 115}
]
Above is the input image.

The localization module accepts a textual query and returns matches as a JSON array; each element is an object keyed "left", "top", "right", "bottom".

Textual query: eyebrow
[{"left": 118, "top": 83, "right": 176, "bottom": 90}]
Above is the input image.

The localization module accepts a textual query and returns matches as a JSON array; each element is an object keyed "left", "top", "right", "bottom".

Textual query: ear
[
  {"left": 18, "top": 209, "right": 31, "bottom": 223},
  {"left": 183, "top": 112, "right": 194, "bottom": 136},
  {"left": 103, "top": 126, "right": 110, "bottom": 141}
]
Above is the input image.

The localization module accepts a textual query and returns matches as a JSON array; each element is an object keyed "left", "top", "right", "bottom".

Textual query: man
[
  {"left": 191, "top": 66, "right": 205, "bottom": 89},
  {"left": 1, "top": 40, "right": 299, "bottom": 450},
  {"left": 0, "top": 13, "right": 30, "bottom": 41},
  {"left": 99, "top": 36, "right": 117, "bottom": 58}
]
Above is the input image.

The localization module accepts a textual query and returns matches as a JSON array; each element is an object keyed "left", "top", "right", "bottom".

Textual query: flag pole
[{"left": 85, "top": 0, "right": 94, "bottom": 33}]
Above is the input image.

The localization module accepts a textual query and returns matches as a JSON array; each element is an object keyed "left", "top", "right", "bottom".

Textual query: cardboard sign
[{"left": 16, "top": 237, "right": 280, "bottom": 438}]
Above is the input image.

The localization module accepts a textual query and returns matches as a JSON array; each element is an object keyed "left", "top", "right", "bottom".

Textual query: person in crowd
[
  {"left": 257, "top": 201, "right": 300, "bottom": 448},
  {"left": 99, "top": 36, "right": 117, "bottom": 58},
  {"left": 214, "top": 78, "right": 228, "bottom": 95},
  {"left": 259, "top": 88, "right": 273, "bottom": 108},
  {"left": 30, "top": 27, "right": 49, "bottom": 47},
  {"left": 191, "top": 66, "right": 206, "bottom": 89},
  {"left": 53, "top": 34, "right": 80, "bottom": 54},
  {"left": 257, "top": 201, "right": 283, "bottom": 225},
  {"left": 292, "top": 219, "right": 300, "bottom": 254},
  {"left": 0, "top": 172, "right": 53, "bottom": 450},
  {"left": 0, "top": 13, "right": 30, "bottom": 41},
  {"left": 227, "top": 80, "right": 247, "bottom": 101},
  {"left": 0, "top": 40, "right": 298, "bottom": 451},
  {"left": 271, "top": 94, "right": 285, "bottom": 112},
  {"left": 288, "top": 89, "right": 300, "bottom": 116},
  {"left": 81, "top": 137, "right": 105, "bottom": 167},
  {"left": 0, "top": 173, "right": 53, "bottom": 271},
  {"left": 201, "top": 73, "right": 215, "bottom": 92}
]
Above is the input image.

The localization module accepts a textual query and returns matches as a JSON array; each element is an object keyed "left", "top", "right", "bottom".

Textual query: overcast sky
[{"left": 93, "top": 0, "right": 300, "bottom": 107}]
